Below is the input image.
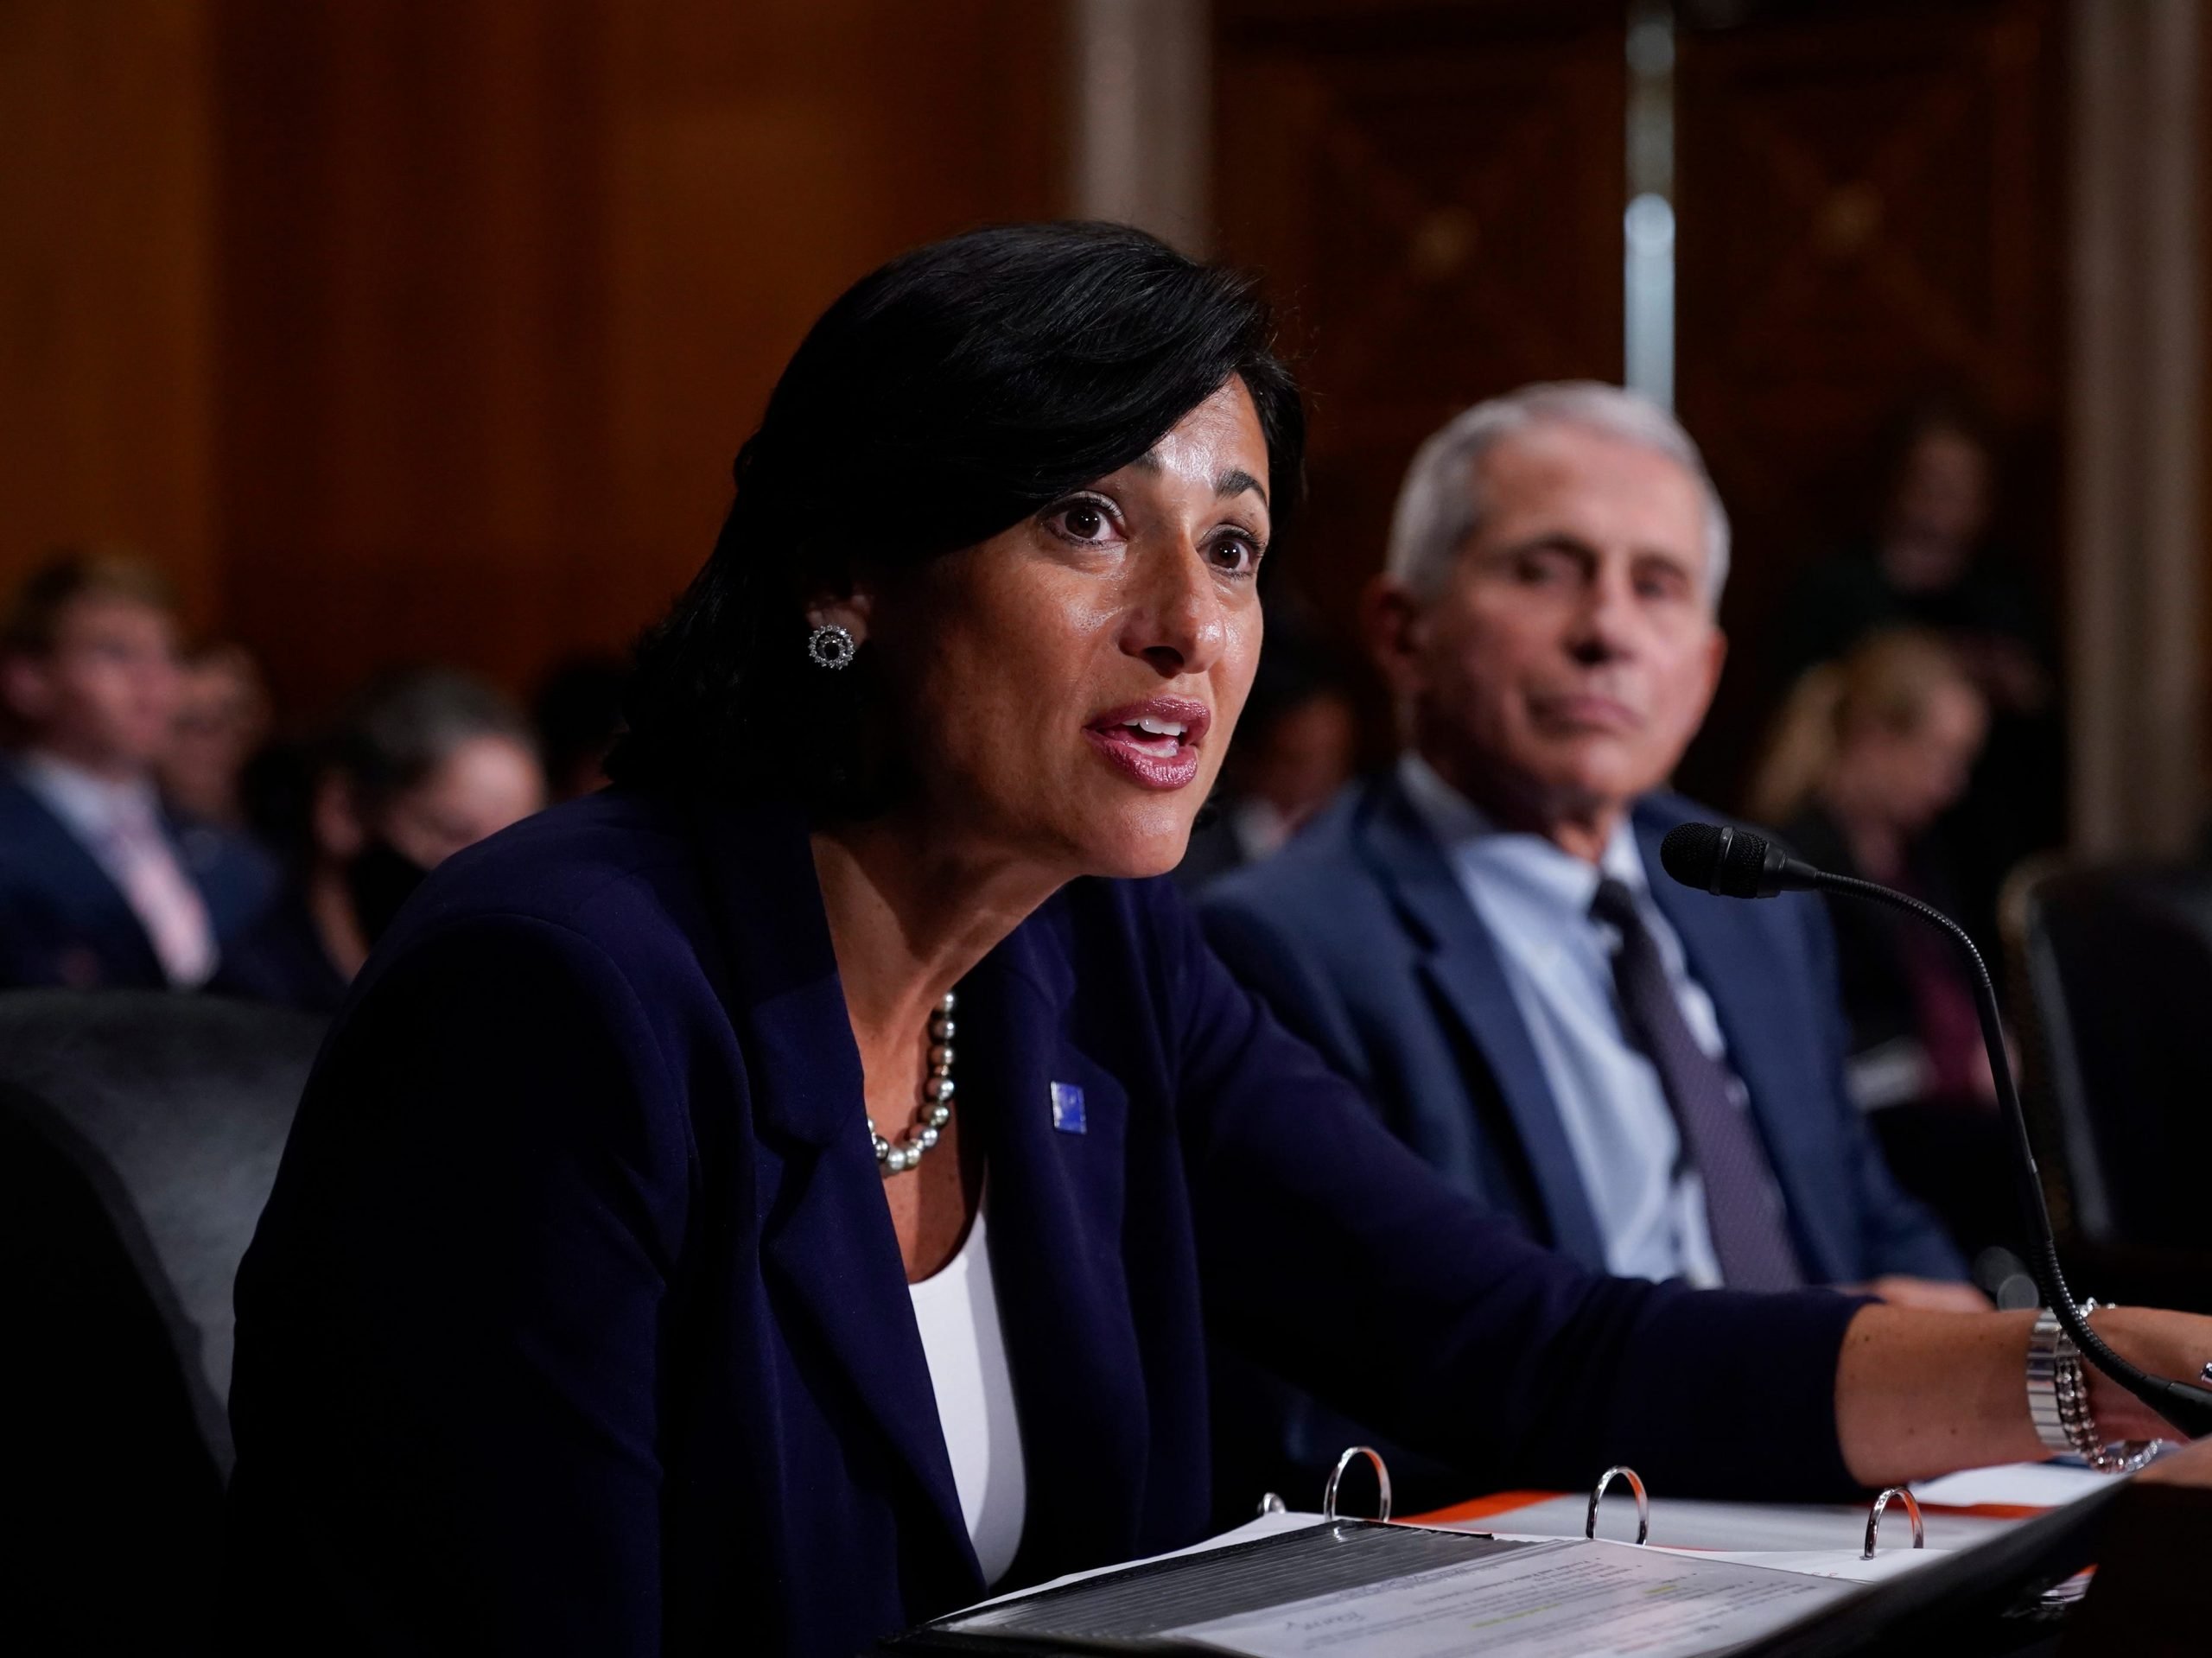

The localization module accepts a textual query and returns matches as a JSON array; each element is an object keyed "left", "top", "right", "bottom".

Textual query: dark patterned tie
[{"left": 1590, "top": 877, "right": 1803, "bottom": 1290}]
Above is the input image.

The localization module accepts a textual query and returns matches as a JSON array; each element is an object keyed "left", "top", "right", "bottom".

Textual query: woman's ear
[{"left": 804, "top": 588, "right": 874, "bottom": 648}]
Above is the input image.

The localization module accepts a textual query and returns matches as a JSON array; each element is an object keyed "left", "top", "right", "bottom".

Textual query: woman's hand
[{"left": 2080, "top": 1305, "right": 2212, "bottom": 1445}]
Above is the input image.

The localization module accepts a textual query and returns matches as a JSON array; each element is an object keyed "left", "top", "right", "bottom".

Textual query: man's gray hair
[{"left": 1383, "top": 381, "right": 1732, "bottom": 605}]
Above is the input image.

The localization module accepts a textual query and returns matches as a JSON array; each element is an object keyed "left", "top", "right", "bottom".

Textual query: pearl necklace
[{"left": 872, "top": 991, "right": 956, "bottom": 1176}]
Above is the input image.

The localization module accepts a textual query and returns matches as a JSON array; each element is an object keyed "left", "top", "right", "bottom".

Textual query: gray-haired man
[
  {"left": 1202, "top": 381, "right": 1975, "bottom": 1506},
  {"left": 1208, "top": 382, "right": 1972, "bottom": 1293}
]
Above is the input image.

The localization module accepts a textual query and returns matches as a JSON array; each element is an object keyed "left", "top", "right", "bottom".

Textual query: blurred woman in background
[
  {"left": 1750, "top": 629, "right": 2011, "bottom": 1263},
  {"left": 213, "top": 666, "right": 544, "bottom": 1013}
]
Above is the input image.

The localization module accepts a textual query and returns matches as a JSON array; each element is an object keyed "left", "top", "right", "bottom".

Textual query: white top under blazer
[{"left": 907, "top": 1204, "right": 1027, "bottom": 1585}]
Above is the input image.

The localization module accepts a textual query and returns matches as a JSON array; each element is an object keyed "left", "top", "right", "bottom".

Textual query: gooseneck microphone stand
[{"left": 1662, "top": 822, "right": 2212, "bottom": 1440}]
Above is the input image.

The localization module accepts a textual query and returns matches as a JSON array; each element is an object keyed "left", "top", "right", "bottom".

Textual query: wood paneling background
[
  {"left": 1673, "top": 0, "right": 2066, "bottom": 802},
  {"left": 0, "top": 0, "right": 219, "bottom": 633},
  {"left": 1211, "top": 0, "right": 1627, "bottom": 683},
  {"left": 3, "top": 0, "right": 1065, "bottom": 720}
]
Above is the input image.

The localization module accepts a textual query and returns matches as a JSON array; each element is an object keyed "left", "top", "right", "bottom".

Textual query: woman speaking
[{"left": 222, "top": 224, "right": 2208, "bottom": 1656}]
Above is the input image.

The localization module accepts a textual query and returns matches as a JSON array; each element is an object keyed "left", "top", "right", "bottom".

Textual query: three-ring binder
[
  {"left": 1585, "top": 1464, "right": 1650, "bottom": 1544},
  {"left": 1279, "top": 1450, "right": 1935, "bottom": 1560}
]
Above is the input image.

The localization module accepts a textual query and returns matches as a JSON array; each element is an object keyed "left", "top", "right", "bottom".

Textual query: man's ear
[
  {"left": 0, "top": 651, "right": 54, "bottom": 728},
  {"left": 1361, "top": 573, "right": 1427, "bottom": 705},
  {"left": 1694, "top": 625, "right": 1730, "bottom": 725}
]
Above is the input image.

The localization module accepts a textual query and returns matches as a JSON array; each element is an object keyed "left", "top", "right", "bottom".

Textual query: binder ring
[
  {"left": 1321, "top": 1445, "right": 1393, "bottom": 1522},
  {"left": 1585, "top": 1465, "right": 1650, "bottom": 1545},
  {"left": 1861, "top": 1487, "right": 1926, "bottom": 1560}
]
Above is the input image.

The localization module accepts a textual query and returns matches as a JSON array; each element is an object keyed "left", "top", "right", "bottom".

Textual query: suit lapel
[
  {"left": 1637, "top": 809, "right": 1840, "bottom": 1280},
  {"left": 1359, "top": 779, "right": 1609, "bottom": 1267},
  {"left": 686, "top": 801, "right": 977, "bottom": 1586},
  {"left": 957, "top": 908, "right": 1149, "bottom": 1580}
]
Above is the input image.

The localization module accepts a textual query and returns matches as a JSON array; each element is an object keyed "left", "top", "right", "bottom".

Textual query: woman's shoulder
[{"left": 370, "top": 789, "right": 719, "bottom": 994}]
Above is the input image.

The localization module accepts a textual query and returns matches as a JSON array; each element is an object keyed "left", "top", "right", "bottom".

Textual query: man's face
[
  {"left": 2, "top": 595, "right": 183, "bottom": 776},
  {"left": 1377, "top": 422, "right": 1726, "bottom": 829}
]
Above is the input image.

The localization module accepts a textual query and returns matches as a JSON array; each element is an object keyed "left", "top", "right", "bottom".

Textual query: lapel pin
[{"left": 1050, "top": 1081, "right": 1087, "bottom": 1134}]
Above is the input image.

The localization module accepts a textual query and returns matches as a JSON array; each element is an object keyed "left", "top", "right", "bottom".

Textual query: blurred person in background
[
  {"left": 160, "top": 640, "right": 274, "bottom": 830},
  {"left": 0, "top": 549, "right": 275, "bottom": 990},
  {"left": 1174, "top": 630, "right": 1357, "bottom": 888},
  {"left": 532, "top": 653, "right": 630, "bottom": 802},
  {"left": 1770, "top": 405, "right": 2060, "bottom": 937},
  {"left": 213, "top": 666, "right": 544, "bottom": 1013},
  {"left": 1749, "top": 629, "right": 2014, "bottom": 1264}
]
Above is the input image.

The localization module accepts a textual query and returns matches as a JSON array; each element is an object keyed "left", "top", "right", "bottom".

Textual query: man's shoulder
[
  {"left": 1629, "top": 788, "right": 1726, "bottom": 835},
  {"left": 0, "top": 765, "right": 101, "bottom": 898},
  {"left": 0, "top": 762, "right": 65, "bottom": 843},
  {"left": 1632, "top": 791, "right": 1828, "bottom": 956},
  {"left": 1200, "top": 779, "right": 1395, "bottom": 932}
]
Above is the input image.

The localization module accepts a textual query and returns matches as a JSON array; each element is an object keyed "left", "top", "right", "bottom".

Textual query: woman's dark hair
[{"left": 605, "top": 221, "right": 1305, "bottom": 807}]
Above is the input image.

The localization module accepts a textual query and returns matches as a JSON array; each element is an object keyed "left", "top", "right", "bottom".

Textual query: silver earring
[{"left": 806, "top": 623, "right": 856, "bottom": 670}]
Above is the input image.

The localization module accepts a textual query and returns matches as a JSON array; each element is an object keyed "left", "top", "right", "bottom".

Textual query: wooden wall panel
[
  {"left": 0, "top": 0, "right": 217, "bottom": 630},
  {"left": 211, "top": 0, "right": 1065, "bottom": 721},
  {"left": 1672, "top": 0, "right": 2066, "bottom": 799},
  {"left": 1211, "top": 1, "right": 1626, "bottom": 696}
]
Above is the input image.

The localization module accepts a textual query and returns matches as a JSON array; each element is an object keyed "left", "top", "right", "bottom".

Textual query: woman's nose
[{"left": 1122, "top": 538, "right": 1225, "bottom": 677}]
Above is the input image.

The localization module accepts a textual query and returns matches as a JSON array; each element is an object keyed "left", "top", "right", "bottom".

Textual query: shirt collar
[
  {"left": 16, "top": 749, "right": 162, "bottom": 841},
  {"left": 1396, "top": 750, "right": 1649, "bottom": 916}
]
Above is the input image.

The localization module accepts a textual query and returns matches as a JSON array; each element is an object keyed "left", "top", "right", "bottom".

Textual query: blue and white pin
[{"left": 1050, "top": 1081, "right": 1087, "bottom": 1134}]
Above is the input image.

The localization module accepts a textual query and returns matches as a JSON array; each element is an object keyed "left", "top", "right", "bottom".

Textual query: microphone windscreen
[{"left": 1659, "top": 821, "right": 1776, "bottom": 899}]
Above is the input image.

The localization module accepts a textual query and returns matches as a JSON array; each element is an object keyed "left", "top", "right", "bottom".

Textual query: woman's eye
[
  {"left": 1210, "top": 534, "right": 1263, "bottom": 576},
  {"left": 1046, "top": 499, "right": 1120, "bottom": 545}
]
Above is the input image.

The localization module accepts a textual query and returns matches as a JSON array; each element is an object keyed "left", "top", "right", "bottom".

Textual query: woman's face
[
  {"left": 1842, "top": 679, "right": 1987, "bottom": 835},
  {"left": 846, "top": 378, "right": 1273, "bottom": 880}
]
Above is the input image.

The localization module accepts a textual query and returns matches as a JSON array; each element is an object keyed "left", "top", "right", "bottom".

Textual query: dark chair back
[
  {"left": 0, "top": 990, "right": 325, "bottom": 1471},
  {"left": 0, "top": 988, "right": 322, "bottom": 1650},
  {"left": 2018, "top": 864, "right": 2212, "bottom": 1255}
]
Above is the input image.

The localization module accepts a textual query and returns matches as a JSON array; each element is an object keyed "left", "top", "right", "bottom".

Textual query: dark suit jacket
[
  {"left": 222, "top": 788, "right": 1867, "bottom": 1657},
  {"left": 1200, "top": 773, "right": 1965, "bottom": 1285},
  {"left": 0, "top": 765, "right": 276, "bottom": 989}
]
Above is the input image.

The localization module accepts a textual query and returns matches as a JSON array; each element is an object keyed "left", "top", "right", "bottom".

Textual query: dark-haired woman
[{"left": 223, "top": 225, "right": 2210, "bottom": 1657}]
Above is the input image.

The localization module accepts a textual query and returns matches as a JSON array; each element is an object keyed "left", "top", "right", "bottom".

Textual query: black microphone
[{"left": 1660, "top": 820, "right": 2212, "bottom": 1441}]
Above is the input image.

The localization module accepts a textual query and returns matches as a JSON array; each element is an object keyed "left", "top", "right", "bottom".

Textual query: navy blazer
[
  {"left": 1200, "top": 774, "right": 1965, "bottom": 1285},
  {"left": 0, "top": 765, "right": 276, "bottom": 990},
  {"left": 223, "top": 789, "right": 1866, "bottom": 1657}
]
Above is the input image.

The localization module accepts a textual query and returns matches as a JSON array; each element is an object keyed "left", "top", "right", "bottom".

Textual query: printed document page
[{"left": 1166, "top": 1537, "right": 1853, "bottom": 1658}]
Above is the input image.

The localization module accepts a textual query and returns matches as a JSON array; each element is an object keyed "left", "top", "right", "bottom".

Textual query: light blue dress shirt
[{"left": 1397, "top": 753, "right": 1767, "bottom": 1287}]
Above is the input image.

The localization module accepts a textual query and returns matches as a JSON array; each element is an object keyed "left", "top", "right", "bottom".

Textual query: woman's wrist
[{"left": 1836, "top": 1305, "right": 2046, "bottom": 1488}]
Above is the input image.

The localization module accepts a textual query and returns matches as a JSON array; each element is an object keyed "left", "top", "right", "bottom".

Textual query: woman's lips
[
  {"left": 1083, "top": 696, "right": 1211, "bottom": 791},
  {"left": 1084, "top": 726, "right": 1204, "bottom": 790}
]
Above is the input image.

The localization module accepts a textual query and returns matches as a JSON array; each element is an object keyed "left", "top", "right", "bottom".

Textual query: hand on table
[{"left": 2082, "top": 1306, "right": 2212, "bottom": 1445}]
